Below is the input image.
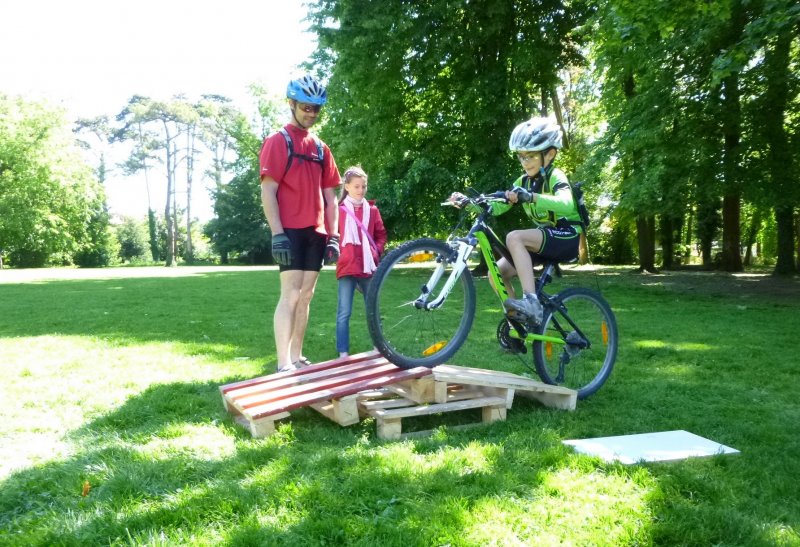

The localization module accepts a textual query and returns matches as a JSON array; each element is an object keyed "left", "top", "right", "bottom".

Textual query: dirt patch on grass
[{"left": 626, "top": 268, "right": 800, "bottom": 301}]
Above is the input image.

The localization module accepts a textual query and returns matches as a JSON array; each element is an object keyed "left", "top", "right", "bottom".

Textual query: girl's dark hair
[{"left": 339, "top": 165, "right": 368, "bottom": 204}]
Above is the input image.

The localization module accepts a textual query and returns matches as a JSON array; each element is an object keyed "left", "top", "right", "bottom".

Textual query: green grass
[{"left": 1, "top": 265, "right": 799, "bottom": 546}]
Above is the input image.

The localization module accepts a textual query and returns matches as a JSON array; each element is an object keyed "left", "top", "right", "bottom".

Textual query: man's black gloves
[
  {"left": 271, "top": 233, "right": 292, "bottom": 266},
  {"left": 512, "top": 186, "right": 533, "bottom": 203},
  {"left": 324, "top": 234, "right": 340, "bottom": 265}
]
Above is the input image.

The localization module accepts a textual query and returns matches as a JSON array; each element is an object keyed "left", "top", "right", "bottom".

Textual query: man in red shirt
[{"left": 259, "top": 75, "right": 341, "bottom": 372}]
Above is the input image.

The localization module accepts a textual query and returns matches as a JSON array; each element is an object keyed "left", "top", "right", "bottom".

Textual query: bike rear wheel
[
  {"left": 365, "top": 238, "right": 476, "bottom": 369},
  {"left": 532, "top": 287, "right": 617, "bottom": 399}
]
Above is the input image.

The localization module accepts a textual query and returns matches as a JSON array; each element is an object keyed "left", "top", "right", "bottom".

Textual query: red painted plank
[
  {"left": 247, "top": 367, "right": 432, "bottom": 419},
  {"left": 226, "top": 357, "right": 390, "bottom": 403},
  {"left": 219, "top": 350, "right": 383, "bottom": 394},
  {"left": 235, "top": 363, "right": 400, "bottom": 410}
]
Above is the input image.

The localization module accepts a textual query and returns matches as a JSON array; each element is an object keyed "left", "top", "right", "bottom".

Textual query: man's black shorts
[{"left": 280, "top": 227, "right": 326, "bottom": 272}]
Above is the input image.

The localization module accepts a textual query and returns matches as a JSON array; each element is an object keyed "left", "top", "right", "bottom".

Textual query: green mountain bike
[{"left": 365, "top": 191, "right": 618, "bottom": 399}]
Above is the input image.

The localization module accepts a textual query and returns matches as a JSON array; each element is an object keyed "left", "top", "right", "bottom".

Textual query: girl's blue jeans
[{"left": 336, "top": 275, "right": 372, "bottom": 354}]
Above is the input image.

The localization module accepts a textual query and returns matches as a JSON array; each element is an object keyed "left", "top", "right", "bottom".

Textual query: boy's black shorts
[
  {"left": 280, "top": 227, "right": 326, "bottom": 272},
  {"left": 532, "top": 224, "right": 580, "bottom": 263}
]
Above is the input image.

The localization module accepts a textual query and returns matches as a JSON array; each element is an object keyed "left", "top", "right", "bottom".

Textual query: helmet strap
[
  {"left": 541, "top": 148, "right": 557, "bottom": 168},
  {"left": 290, "top": 102, "right": 313, "bottom": 130},
  {"left": 539, "top": 162, "right": 554, "bottom": 183}
]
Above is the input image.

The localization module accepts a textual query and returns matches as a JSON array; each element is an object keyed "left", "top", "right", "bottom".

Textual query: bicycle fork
[{"left": 415, "top": 239, "right": 474, "bottom": 310}]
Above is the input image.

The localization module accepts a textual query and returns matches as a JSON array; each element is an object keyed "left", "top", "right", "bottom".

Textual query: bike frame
[{"left": 437, "top": 202, "right": 568, "bottom": 347}]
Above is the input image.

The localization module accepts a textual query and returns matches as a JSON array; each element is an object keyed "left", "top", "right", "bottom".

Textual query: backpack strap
[
  {"left": 313, "top": 135, "right": 324, "bottom": 166},
  {"left": 279, "top": 128, "right": 294, "bottom": 178},
  {"left": 566, "top": 181, "right": 590, "bottom": 230},
  {"left": 279, "top": 127, "right": 325, "bottom": 179}
]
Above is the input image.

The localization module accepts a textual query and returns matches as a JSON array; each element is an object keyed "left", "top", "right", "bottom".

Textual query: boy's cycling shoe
[{"left": 503, "top": 294, "right": 543, "bottom": 325}]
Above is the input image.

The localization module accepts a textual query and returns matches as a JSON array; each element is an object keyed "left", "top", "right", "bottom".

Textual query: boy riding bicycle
[{"left": 449, "top": 117, "right": 583, "bottom": 325}]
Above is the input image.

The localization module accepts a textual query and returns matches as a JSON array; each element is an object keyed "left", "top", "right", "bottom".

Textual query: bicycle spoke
[
  {"left": 533, "top": 287, "right": 617, "bottom": 399},
  {"left": 366, "top": 238, "right": 476, "bottom": 369}
]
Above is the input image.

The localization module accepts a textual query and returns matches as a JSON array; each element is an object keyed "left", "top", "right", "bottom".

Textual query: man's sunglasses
[{"left": 297, "top": 103, "right": 322, "bottom": 113}]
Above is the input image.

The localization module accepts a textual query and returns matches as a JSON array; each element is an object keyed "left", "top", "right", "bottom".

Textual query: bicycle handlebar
[{"left": 440, "top": 191, "right": 508, "bottom": 208}]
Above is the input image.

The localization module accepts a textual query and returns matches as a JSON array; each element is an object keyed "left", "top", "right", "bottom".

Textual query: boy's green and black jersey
[{"left": 486, "top": 167, "right": 583, "bottom": 233}]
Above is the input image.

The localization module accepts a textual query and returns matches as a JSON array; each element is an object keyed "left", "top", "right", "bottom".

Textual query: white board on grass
[{"left": 563, "top": 430, "right": 740, "bottom": 464}]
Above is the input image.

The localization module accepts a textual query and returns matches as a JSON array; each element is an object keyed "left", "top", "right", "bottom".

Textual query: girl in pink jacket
[{"left": 335, "top": 166, "right": 387, "bottom": 357}]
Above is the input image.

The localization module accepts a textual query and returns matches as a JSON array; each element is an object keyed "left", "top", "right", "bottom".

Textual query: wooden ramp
[{"left": 220, "top": 351, "right": 576, "bottom": 440}]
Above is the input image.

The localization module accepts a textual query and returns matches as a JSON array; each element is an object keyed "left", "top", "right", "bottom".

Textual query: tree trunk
[
  {"left": 661, "top": 215, "right": 674, "bottom": 269},
  {"left": 636, "top": 215, "right": 657, "bottom": 273},
  {"left": 185, "top": 128, "right": 195, "bottom": 264},
  {"left": 719, "top": 69, "right": 743, "bottom": 272},
  {"left": 717, "top": 0, "right": 748, "bottom": 273},
  {"left": 164, "top": 137, "right": 177, "bottom": 268},
  {"left": 720, "top": 192, "right": 742, "bottom": 271},
  {"left": 684, "top": 206, "right": 693, "bottom": 264},
  {"left": 147, "top": 209, "right": 159, "bottom": 262},
  {"left": 764, "top": 28, "right": 797, "bottom": 275},
  {"left": 551, "top": 84, "right": 570, "bottom": 150},
  {"left": 743, "top": 209, "right": 761, "bottom": 267},
  {"left": 774, "top": 206, "right": 796, "bottom": 275}
]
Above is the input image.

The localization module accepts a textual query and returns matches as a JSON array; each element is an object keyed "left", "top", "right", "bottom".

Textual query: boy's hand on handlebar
[
  {"left": 508, "top": 186, "right": 533, "bottom": 204},
  {"left": 448, "top": 192, "right": 470, "bottom": 208}
]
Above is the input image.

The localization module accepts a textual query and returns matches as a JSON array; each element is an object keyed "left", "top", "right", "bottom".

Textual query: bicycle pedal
[
  {"left": 505, "top": 309, "right": 526, "bottom": 321},
  {"left": 507, "top": 309, "right": 539, "bottom": 327}
]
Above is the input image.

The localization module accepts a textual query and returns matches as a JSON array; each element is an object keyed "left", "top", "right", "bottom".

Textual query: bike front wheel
[
  {"left": 365, "top": 238, "right": 476, "bottom": 369},
  {"left": 532, "top": 287, "right": 618, "bottom": 399}
]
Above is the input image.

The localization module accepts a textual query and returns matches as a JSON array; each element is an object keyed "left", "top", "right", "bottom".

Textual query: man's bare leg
[
  {"left": 289, "top": 270, "right": 320, "bottom": 364},
  {"left": 275, "top": 270, "right": 304, "bottom": 370}
]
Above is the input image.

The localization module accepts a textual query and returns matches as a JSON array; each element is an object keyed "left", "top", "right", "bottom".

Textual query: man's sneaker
[{"left": 503, "top": 293, "right": 543, "bottom": 325}]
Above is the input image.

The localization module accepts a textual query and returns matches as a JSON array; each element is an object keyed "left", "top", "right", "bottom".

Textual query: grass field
[{"left": 1, "top": 264, "right": 799, "bottom": 546}]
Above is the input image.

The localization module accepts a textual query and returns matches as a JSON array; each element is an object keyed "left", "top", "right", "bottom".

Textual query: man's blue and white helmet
[
  {"left": 509, "top": 117, "right": 563, "bottom": 151},
  {"left": 287, "top": 75, "right": 327, "bottom": 105}
]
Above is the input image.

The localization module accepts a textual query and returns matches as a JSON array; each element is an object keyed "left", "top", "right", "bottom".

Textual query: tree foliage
[
  {"left": 307, "top": 0, "right": 593, "bottom": 240},
  {"left": 3, "top": 3, "right": 798, "bottom": 273},
  {"left": 591, "top": 0, "right": 800, "bottom": 273},
  {"left": 297, "top": 0, "right": 799, "bottom": 273},
  {"left": 0, "top": 95, "right": 111, "bottom": 267},
  {"left": 203, "top": 89, "right": 283, "bottom": 263}
]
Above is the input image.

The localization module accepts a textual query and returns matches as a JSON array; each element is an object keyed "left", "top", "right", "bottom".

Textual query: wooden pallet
[
  {"left": 359, "top": 388, "right": 508, "bottom": 440},
  {"left": 220, "top": 353, "right": 577, "bottom": 439},
  {"left": 357, "top": 365, "right": 576, "bottom": 439},
  {"left": 432, "top": 365, "right": 577, "bottom": 411},
  {"left": 219, "top": 351, "right": 431, "bottom": 438}
]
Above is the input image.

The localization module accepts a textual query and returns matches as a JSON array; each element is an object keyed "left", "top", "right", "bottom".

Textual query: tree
[
  {"left": 0, "top": 95, "right": 110, "bottom": 267},
  {"left": 112, "top": 96, "right": 162, "bottom": 262},
  {"left": 308, "top": 0, "right": 592, "bottom": 241},
  {"left": 203, "top": 90, "right": 282, "bottom": 263},
  {"left": 204, "top": 171, "right": 271, "bottom": 263},
  {"left": 737, "top": 0, "right": 800, "bottom": 274},
  {"left": 114, "top": 96, "right": 199, "bottom": 267},
  {"left": 115, "top": 216, "right": 150, "bottom": 262}
]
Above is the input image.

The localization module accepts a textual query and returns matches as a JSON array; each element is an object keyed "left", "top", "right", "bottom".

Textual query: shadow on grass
[
  {"left": 0, "top": 379, "right": 581, "bottom": 545},
  {"left": 3, "top": 370, "right": 797, "bottom": 546},
  {"left": 0, "top": 375, "right": 789, "bottom": 545}
]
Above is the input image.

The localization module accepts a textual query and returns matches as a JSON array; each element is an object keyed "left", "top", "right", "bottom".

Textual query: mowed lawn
[{"left": 1, "top": 265, "right": 798, "bottom": 546}]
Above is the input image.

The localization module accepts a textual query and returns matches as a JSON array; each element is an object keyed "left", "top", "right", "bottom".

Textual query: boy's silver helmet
[{"left": 509, "top": 117, "right": 563, "bottom": 151}]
